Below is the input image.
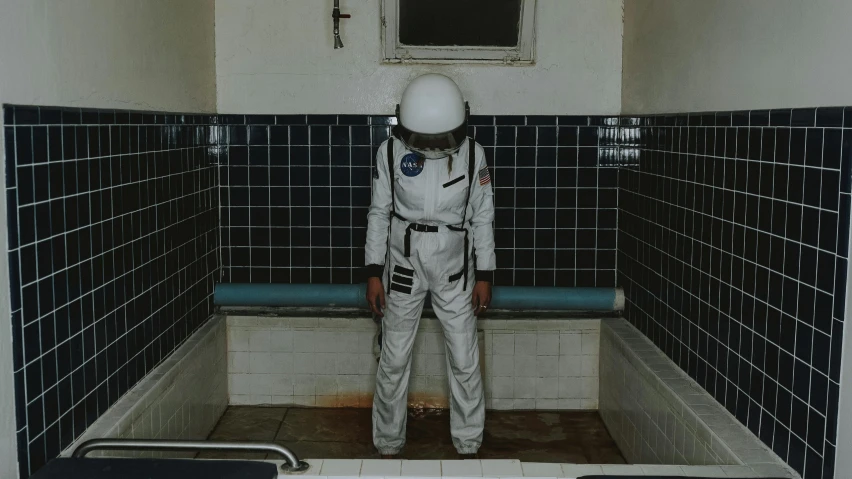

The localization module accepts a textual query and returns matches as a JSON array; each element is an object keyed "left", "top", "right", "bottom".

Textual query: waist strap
[
  {"left": 393, "top": 214, "right": 463, "bottom": 253},
  {"left": 393, "top": 213, "right": 469, "bottom": 290},
  {"left": 404, "top": 222, "right": 436, "bottom": 257}
]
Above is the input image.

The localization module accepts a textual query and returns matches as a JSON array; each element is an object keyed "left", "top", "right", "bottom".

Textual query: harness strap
[
  {"left": 388, "top": 138, "right": 396, "bottom": 214},
  {"left": 404, "top": 222, "right": 439, "bottom": 257},
  {"left": 387, "top": 138, "right": 477, "bottom": 292},
  {"left": 449, "top": 139, "right": 477, "bottom": 290},
  {"left": 386, "top": 138, "right": 395, "bottom": 295}
]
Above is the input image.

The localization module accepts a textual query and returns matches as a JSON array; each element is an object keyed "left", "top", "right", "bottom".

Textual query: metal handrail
[{"left": 71, "top": 439, "right": 309, "bottom": 472}]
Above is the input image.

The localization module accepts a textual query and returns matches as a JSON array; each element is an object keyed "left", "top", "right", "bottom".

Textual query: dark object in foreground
[
  {"left": 29, "top": 458, "right": 278, "bottom": 479},
  {"left": 578, "top": 476, "right": 789, "bottom": 479}
]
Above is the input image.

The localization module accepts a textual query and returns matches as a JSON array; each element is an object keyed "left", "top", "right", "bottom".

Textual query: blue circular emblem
[{"left": 400, "top": 153, "right": 424, "bottom": 177}]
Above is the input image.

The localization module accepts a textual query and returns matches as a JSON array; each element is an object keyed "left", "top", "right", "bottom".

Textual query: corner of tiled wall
[
  {"left": 601, "top": 318, "right": 799, "bottom": 478},
  {"left": 618, "top": 107, "right": 851, "bottom": 478},
  {"left": 4, "top": 105, "right": 220, "bottom": 475},
  {"left": 63, "top": 315, "right": 228, "bottom": 459}
]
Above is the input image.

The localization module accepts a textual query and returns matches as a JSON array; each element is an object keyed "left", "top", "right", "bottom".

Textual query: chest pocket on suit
[{"left": 439, "top": 174, "right": 469, "bottom": 211}]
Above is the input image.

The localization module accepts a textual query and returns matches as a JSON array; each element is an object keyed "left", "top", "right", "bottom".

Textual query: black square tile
[
  {"left": 578, "top": 128, "right": 598, "bottom": 146},
  {"left": 537, "top": 127, "right": 557, "bottom": 146},
  {"left": 731, "top": 111, "right": 749, "bottom": 126},
  {"left": 817, "top": 107, "right": 844, "bottom": 127},
  {"left": 276, "top": 114, "right": 306, "bottom": 125},
  {"left": 770, "top": 109, "right": 792, "bottom": 126},
  {"left": 246, "top": 114, "right": 275, "bottom": 125},
  {"left": 16, "top": 106, "right": 40, "bottom": 125},
  {"left": 526, "top": 116, "right": 556, "bottom": 126},
  {"left": 306, "top": 115, "right": 337, "bottom": 125},
  {"left": 495, "top": 115, "right": 525, "bottom": 126},
  {"left": 750, "top": 110, "right": 769, "bottom": 126},
  {"left": 468, "top": 115, "right": 494, "bottom": 126},
  {"left": 247, "top": 125, "right": 269, "bottom": 145},
  {"left": 805, "top": 129, "right": 824, "bottom": 167},
  {"left": 791, "top": 108, "right": 816, "bottom": 127},
  {"left": 290, "top": 126, "right": 309, "bottom": 145}
]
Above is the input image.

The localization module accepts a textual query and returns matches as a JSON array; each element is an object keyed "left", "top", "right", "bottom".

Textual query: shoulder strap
[
  {"left": 462, "top": 138, "right": 476, "bottom": 223},
  {"left": 467, "top": 138, "right": 476, "bottom": 187},
  {"left": 387, "top": 137, "right": 395, "bottom": 213},
  {"left": 385, "top": 137, "right": 395, "bottom": 295}
]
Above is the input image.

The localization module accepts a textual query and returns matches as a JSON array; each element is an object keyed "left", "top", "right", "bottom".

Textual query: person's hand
[
  {"left": 366, "top": 277, "right": 386, "bottom": 317},
  {"left": 472, "top": 281, "right": 492, "bottom": 316}
]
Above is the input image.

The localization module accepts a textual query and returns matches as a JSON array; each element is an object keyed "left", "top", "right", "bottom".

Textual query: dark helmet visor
[{"left": 395, "top": 121, "right": 468, "bottom": 157}]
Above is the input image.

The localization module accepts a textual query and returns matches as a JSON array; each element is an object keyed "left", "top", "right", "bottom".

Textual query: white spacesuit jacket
[
  {"left": 365, "top": 138, "right": 496, "bottom": 278},
  {"left": 365, "top": 137, "right": 495, "bottom": 455}
]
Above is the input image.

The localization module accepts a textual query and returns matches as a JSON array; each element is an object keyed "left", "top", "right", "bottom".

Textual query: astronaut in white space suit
[{"left": 364, "top": 73, "right": 496, "bottom": 458}]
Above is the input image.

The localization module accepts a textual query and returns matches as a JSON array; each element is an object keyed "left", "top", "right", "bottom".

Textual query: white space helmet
[{"left": 396, "top": 73, "right": 469, "bottom": 159}]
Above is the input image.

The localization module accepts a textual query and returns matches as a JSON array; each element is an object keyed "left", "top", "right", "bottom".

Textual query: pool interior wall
[
  {"left": 226, "top": 315, "right": 601, "bottom": 410},
  {"left": 63, "top": 316, "right": 228, "bottom": 459},
  {"left": 60, "top": 314, "right": 798, "bottom": 478},
  {"left": 600, "top": 320, "right": 789, "bottom": 475}
]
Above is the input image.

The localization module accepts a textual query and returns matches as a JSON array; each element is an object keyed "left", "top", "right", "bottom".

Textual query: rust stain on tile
[{"left": 313, "top": 393, "right": 449, "bottom": 410}]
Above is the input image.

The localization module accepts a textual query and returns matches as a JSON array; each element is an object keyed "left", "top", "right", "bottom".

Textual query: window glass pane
[{"left": 399, "top": 0, "right": 522, "bottom": 47}]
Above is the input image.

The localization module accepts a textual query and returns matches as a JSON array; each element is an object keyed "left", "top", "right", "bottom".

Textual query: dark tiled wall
[
  {"left": 618, "top": 107, "right": 852, "bottom": 479},
  {"left": 218, "top": 114, "right": 621, "bottom": 287},
  {"left": 3, "top": 105, "right": 219, "bottom": 477},
  {"left": 13, "top": 102, "right": 846, "bottom": 479}
]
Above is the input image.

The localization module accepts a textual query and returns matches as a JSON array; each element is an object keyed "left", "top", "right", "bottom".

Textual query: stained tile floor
[{"left": 199, "top": 407, "right": 626, "bottom": 464}]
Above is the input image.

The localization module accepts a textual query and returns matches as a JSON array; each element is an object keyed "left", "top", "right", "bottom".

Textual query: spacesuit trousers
[{"left": 372, "top": 219, "right": 484, "bottom": 455}]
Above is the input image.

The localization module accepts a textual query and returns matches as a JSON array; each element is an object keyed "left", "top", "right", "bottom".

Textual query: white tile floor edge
[
  {"left": 599, "top": 319, "right": 798, "bottom": 479},
  {"left": 265, "top": 459, "right": 779, "bottom": 478},
  {"left": 227, "top": 315, "right": 601, "bottom": 410},
  {"left": 61, "top": 314, "right": 228, "bottom": 459}
]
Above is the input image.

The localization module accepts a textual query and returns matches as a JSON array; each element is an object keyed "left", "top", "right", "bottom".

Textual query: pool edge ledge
[{"left": 599, "top": 318, "right": 798, "bottom": 479}]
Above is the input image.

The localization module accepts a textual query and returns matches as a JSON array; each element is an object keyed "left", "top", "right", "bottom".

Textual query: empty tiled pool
[{"left": 62, "top": 315, "right": 799, "bottom": 478}]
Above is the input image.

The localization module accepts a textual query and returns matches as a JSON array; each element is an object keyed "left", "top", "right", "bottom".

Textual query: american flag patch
[{"left": 478, "top": 166, "right": 491, "bottom": 186}]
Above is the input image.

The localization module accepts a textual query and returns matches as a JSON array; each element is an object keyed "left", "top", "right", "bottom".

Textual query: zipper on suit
[{"left": 424, "top": 159, "right": 437, "bottom": 220}]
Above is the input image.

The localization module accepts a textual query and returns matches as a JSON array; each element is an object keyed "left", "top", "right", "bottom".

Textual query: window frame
[{"left": 381, "top": 0, "right": 536, "bottom": 65}]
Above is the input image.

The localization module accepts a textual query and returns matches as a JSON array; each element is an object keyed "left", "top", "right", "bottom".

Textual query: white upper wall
[
  {"left": 622, "top": 0, "right": 852, "bottom": 114},
  {"left": 0, "top": 1, "right": 216, "bottom": 476},
  {"left": 215, "top": 0, "right": 624, "bottom": 115},
  {"left": 0, "top": 0, "right": 217, "bottom": 112}
]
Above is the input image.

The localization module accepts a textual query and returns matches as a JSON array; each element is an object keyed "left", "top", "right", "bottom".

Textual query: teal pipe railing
[{"left": 214, "top": 283, "right": 624, "bottom": 311}]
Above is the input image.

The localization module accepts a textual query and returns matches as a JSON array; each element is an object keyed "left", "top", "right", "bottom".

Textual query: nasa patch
[{"left": 400, "top": 153, "right": 424, "bottom": 177}]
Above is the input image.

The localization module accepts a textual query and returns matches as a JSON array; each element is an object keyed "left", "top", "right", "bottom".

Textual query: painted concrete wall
[
  {"left": 622, "top": 0, "right": 852, "bottom": 114},
  {"left": 215, "top": 0, "right": 624, "bottom": 115},
  {"left": 0, "top": 0, "right": 217, "bottom": 113},
  {"left": 0, "top": 1, "right": 216, "bottom": 476},
  {"left": 0, "top": 96, "right": 14, "bottom": 479}
]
